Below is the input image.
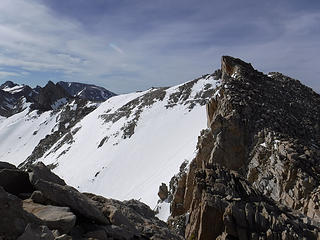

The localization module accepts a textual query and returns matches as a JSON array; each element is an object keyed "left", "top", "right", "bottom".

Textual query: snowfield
[
  {"left": 0, "top": 75, "right": 220, "bottom": 218},
  {"left": 0, "top": 105, "right": 57, "bottom": 166}
]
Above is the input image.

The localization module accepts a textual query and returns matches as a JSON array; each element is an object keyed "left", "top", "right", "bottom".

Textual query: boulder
[
  {"left": 0, "top": 187, "right": 42, "bottom": 239},
  {"left": 23, "top": 199, "right": 76, "bottom": 234},
  {"left": 34, "top": 179, "right": 109, "bottom": 225},
  {"left": 17, "top": 224, "right": 55, "bottom": 240},
  {"left": 0, "top": 161, "right": 16, "bottom": 170},
  {"left": 158, "top": 183, "right": 169, "bottom": 201},
  {"left": 0, "top": 169, "right": 34, "bottom": 196},
  {"left": 28, "top": 162, "right": 66, "bottom": 186},
  {"left": 31, "top": 190, "right": 47, "bottom": 204}
]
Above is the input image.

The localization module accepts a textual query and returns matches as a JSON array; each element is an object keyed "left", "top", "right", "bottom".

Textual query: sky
[{"left": 0, "top": 0, "right": 319, "bottom": 94}]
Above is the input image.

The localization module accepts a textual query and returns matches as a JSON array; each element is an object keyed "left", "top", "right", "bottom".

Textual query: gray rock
[
  {"left": 34, "top": 179, "right": 109, "bottom": 225},
  {"left": 23, "top": 199, "right": 76, "bottom": 234},
  {"left": 0, "top": 169, "right": 34, "bottom": 196},
  {"left": 86, "top": 193, "right": 182, "bottom": 239},
  {"left": 31, "top": 190, "right": 47, "bottom": 204},
  {"left": 17, "top": 224, "right": 55, "bottom": 240},
  {"left": 28, "top": 162, "right": 66, "bottom": 186}
]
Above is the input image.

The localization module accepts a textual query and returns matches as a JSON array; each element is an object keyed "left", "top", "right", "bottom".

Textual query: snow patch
[
  {"left": 51, "top": 98, "right": 67, "bottom": 110},
  {"left": 156, "top": 200, "right": 171, "bottom": 221},
  {"left": 2, "top": 85, "right": 25, "bottom": 94}
]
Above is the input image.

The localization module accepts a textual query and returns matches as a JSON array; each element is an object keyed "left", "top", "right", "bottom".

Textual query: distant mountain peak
[
  {"left": 0, "top": 80, "right": 115, "bottom": 117},
  {"left": 57, "top": 81, "right": 116, "bottom": 102},
  {"left": 0, "top": 80, "right": 19, "bottom": 89}
]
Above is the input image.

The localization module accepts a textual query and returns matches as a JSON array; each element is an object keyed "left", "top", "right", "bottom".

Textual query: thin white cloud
[
  {"left": 0, "top": 0, "right": 132, "bottom": 85},
  {"left": 0, "top": 0, "right": 319, "bottom": 93},
  {"left": 0, "top": 71, "right": 20, "bottom": 78},
  {"left": 109, "top": 43, "right": 125, "bottom": 55}
]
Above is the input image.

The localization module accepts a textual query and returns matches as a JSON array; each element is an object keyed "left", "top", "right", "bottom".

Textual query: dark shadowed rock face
[
  {"left": 34, "top": 81, "right": 71, "bottom": 111},
  {"left": 0, "top": 169, "right": 34, "bottom": 196},
  {"left": 17, "top": 224, "right": 55, "bottom": 240},
  {"left": 168, "top": 56, "right": 320, "bottom": 239},
  {"left": 0, "top": 161, "right": 16, "bottom": 170},
  {"left": 0, "top": 81, "right": 19, "bottom": 89},
  {"left": 57, "top": 81, "right": 116, "bottom": 102}
]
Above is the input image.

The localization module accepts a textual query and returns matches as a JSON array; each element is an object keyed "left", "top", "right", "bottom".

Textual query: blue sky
[{"left": 0, "top": 0, "right": 319, "bottom": 93}]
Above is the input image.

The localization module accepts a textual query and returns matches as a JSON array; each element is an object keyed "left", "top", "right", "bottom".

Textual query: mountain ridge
[
  {"left": 166, "top": 56, "right": 320, "bottom": 239},
  {"left": 57, "top": 81, "right": 116, "bottom": 102}
]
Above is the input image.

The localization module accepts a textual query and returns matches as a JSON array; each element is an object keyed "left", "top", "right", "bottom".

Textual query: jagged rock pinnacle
[{"left": 221, "top": 56, "right": 254, "bottom": 79}]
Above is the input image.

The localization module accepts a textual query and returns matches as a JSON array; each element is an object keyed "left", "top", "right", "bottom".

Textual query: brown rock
[
  {"left": 158, "top": 183, "right": 169, "bottom": 201},
  {"left": 22, "top": 199, "right": 76, "bottom": 234}
]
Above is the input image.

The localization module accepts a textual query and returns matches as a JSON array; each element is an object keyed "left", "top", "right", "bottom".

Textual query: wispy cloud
[
  {"left": 109, "top": 43, "right": 125, "bottom": 55},
  {"left": 0, "top": 71, "right": 20, "bottom": 78},
  {"left": 0, "top": 0, "right": 319, "bottom": 93}
]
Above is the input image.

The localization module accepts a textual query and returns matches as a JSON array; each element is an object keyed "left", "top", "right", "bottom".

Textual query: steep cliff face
[{"left": 169, "top": 56, "right": 320, "bottom": 239}]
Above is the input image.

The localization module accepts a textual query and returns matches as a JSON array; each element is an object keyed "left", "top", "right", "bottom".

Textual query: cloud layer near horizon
[{"left": 0, "top": 0, "right": 319, "bottom": 93}]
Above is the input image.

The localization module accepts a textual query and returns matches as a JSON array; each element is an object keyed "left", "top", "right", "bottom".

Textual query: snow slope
[
  {"left": 0, "top": 74, "right": 220, "bottom": 210},
  {"left": 0, "top": 107, "right": 57, "bottom": 166}
]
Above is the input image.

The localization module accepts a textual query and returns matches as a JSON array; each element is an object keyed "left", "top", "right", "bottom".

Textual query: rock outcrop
[
  {"left": 168, "top": 56, "right": 320, "bottom": 239},
  {"left": 0, "top": 162, "right": 182, "bottom": 240},
  {"left": 34, "top": 81, "right": 71, "bottom": 111},
  {"left": 28, "top": 162, "right": 66, "bottom": 186}
]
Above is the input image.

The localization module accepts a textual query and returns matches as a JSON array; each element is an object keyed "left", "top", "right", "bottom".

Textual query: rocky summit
[{"left": 165, "top": 56, "right": 320, "bottom": 239}]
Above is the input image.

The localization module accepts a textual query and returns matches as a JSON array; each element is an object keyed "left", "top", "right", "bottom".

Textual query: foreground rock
[
  {"left": 0, "top": 161, "right": 16, "bottom": 170},
  {"left": 86, "top": 194, "right": 183, "bottom": 239},
  {"left": 28, "top": 162, "right": 66, "bottom": 186},
  {"left": 0, "top": 162, "right": 182, "bottom": 239},
  {"left": 17, "top": 224, "right": 55, "bottom": 240},
  {"left": 0, "top": 169, "right": 33, "bottom": 197},
  {"left": 168, "top": 56, "right": 320, "bottom": 239},
  {"left": 23, "top": 199, "right": 76, "bottom": 234},
  {"left": 0, "top": 187, "right": 42, "bottom": 239},
  {"left": 34, "top": 179, "right": 109, "bottom": 225}
]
